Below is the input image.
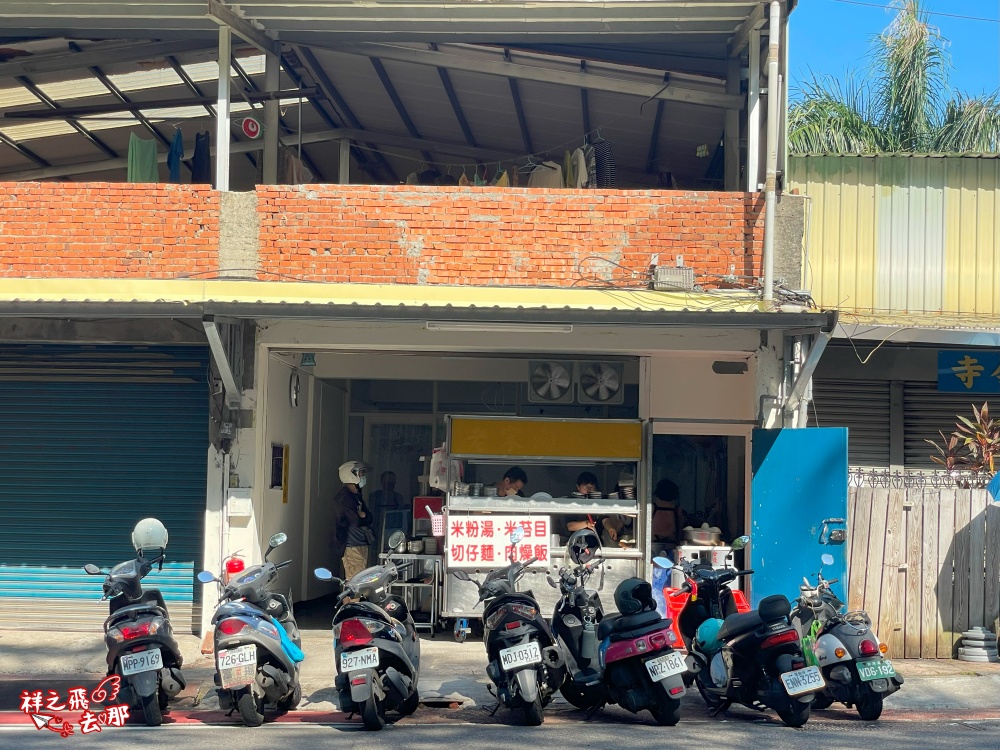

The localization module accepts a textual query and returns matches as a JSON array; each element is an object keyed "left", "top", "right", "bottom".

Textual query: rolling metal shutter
[
  {"left": 0, "top": 344, "right": 209, "bottom": 632},
  {"left": 811, "top": 379, "right": 891, "bottom": 467},
  {"left": 903, "top": 381, "right": 993, "bottom": 469}
]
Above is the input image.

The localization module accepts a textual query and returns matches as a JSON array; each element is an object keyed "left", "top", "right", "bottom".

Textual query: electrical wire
[{"left": 829, "top": 0, "right": 1000, "bottom": 23}]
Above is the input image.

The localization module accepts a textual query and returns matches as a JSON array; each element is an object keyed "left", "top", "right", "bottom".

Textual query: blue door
[{"left": 749, "top": 428, "right": 848, "bottom": 608}]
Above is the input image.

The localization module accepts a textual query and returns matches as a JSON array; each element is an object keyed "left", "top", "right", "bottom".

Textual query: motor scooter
[
  {"left": 314, "top": 530, "right": 422, "bottom": 731},
  {"left": 790, "top": 553, "right": 903, "bottom": 720},
  {"left": 197, "top": 532, "right": 303, "bottom": 727},
  {"left": 665, "top": 536, "right": 825, "bottom": 728},
  {"left": 550, "top": 530, "right": 686, "bottom": 725},
  {"left": 84, "top": 520, "right": 186, "bottom": 727},
  {"left": 451, "top": 528, "right": 565, "bottom": 726}
]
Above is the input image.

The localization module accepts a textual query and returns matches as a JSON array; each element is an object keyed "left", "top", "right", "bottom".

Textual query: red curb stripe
[{"left": 0, "top": 710, "right": 356, "bottom": 727}]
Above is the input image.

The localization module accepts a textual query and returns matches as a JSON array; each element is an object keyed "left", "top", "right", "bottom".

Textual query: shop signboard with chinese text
[
  {"left": 938, "top": 351, "right": 1000, "bottom": 393},
  {"left": 446, "top": 515, "right": 550, "bottom": 568}
]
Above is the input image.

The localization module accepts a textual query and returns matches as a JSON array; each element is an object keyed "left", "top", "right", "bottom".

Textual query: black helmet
[
  {"left": 614, "top": 577, "right": 656, "bottom": 615},
  {"left": 567, "top": 529, "right": 601, "bottom": 565}
]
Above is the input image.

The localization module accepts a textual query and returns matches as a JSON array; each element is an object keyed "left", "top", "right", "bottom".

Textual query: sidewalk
[{"left": 3, "top": 628, "right": 1000, "bottom": 716}]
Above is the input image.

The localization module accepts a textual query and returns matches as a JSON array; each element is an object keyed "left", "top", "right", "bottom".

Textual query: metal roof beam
[
  {"left": 331, "top": 42, "right": 742, "bottom": 110},
  {"left": 0, "top": 40, "right": 215, "bottom": 79},
  {"left": 369, "top": 56, "right": 432, "bottom": 163},
  {"left": 645, "top": 100, "right": 665, "bottom": 174},
  {"left": 508, "top": 77, "right": 533, "bottom": 155},
  {"left": 437, "top": 67, "right": 477, "bottom": 148},
  {"left": 0, "top": 132, "right": 49, "bottom": 169},
  {"left": 728, "top": 2, "right": 766, "bottom": 56},
  {"left": 206, "top": 0, "right": 279, "bottom": 56},
  {"left": 13, "top": 75, "right": 119, "bottom": 160}
]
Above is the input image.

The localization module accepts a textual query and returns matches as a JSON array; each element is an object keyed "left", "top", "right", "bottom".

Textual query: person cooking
[
  {"left": 561, "top": 472, "right": 600, "bottom": 541},
  {"left": 495, "top": 466, "right": 528, "bottom": 498}
]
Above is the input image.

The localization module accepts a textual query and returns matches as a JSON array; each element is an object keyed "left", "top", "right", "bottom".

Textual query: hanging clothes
[
  {"left": 563, "top": 150, "right": 574, "bottom": 188},
  {"left": 593, "top": 139, "right": 617, "bottom": 189},
  {"left": 405, "top": 172, "right": 420, "bottom": 185},
  {"left": 191, "top": 131, "right": 212, "bottom": 184},
  {"left": 459, "top": 171, "right": 471, "bottom": 187},
  {"left": 280, "top": 149, "right": 312, "bottom": 184},
  {"left": 526, "top": 161, "right": 564, "bottom": 189},
  {"left": 584, "top": 144, "right": 597, "bottom": 188},
  {"left": 127, "top": 133, "right": 159, "bottom": 183},
  {"left": 493, "top": 169, "right": 509, "bottom": 188},
  {"left": 572, "top": 147, "right": 589, "bottom": 189},
  {"left": 167, "top": 129, "right": 184, "bottom": 183}
]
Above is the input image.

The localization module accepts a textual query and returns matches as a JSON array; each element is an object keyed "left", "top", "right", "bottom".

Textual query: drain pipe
[{"left": 762, "top": 0, "right": 782, "bottom": 303}]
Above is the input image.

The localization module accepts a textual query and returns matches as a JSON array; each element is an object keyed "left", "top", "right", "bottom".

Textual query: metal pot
[
  {"left": 407, "top": 539, "right": 425, "bottom": 554},
  {"left": 392, "top": 538, "right": 408, "bottom": 554},
  {"left": 684, "top": 527, "right": 722, "bottom": 545}
]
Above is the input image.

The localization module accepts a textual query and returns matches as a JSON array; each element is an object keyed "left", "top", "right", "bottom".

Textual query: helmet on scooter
[
  {"left": 131, "top": 518, "right": 168, "bottom": 553},
  {"left": 566, "top": 528, "right": 601, "bottom": 565},
  {"left": 614, "top": 577, "right": 656, "bottom": 615},
  {"left": 695, "top": 618, "right": 725, "bottom": 654}
]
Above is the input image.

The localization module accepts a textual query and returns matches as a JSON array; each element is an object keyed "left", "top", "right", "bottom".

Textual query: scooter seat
[
  {"left": 598, "top": 609, "right": 662, "bottom": 641},
  {"left": 716, "top": 610, "right": 763, "bottom": 641}
]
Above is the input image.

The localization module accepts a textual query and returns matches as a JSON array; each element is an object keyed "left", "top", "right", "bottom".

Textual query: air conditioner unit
[
  {"left": 576, "top": 361, "right": 625, "bottom": 405},
  {"left": 527, "top": 360, "right": 575, "bottom": 404}
]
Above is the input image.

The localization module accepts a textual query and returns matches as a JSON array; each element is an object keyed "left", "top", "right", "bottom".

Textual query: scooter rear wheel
[
  {"left": 157, "top": 688, "right": 169, "bottom": 711},
  {"left": 811, "top": 693, "right": 834, "bottom": 710},
  {"left": 776, "top": 701, "right": 811, "bottom": 728},
  {"left": 362, "top": 693, "right": 386, "bottom": 730},
  {"left": 397, "top": 690, "right": 420, "bottom": 716},
  {"left": 523, "top": 694, "right": 544, "bottom": 726},
  {"left": 650, "top": 690, "right": 682, "bottom": 726},
  {"left": 855, "top": 685, "right": 884, "bottom": 721},
  {"left": 277, "top": 683, "right": 302, "bottom": 711},
  {"left": 237, "top": 690, "right": 265, "bottom": 727},
  {"left": 139, "top": 691, "right": 163, "bottom": 726}
]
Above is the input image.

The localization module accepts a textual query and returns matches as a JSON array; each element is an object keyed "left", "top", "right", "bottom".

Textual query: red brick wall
[
  {"left": 0, "top": 183, "right": 219, "bottom": 278},
  {"left": 257, "top": 186, "right": 763, "bottom": 287},
  {"left": 0, "top": 183, "right": 764, "bottom": 286}
]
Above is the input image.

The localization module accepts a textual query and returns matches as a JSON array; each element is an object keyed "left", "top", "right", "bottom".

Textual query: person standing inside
[
  {"left": 334, "top": 460, "right": 375, "bottom": 582},
  {"left": 494, "top": 466, "right": 528, "bottom": 497},
  {"left": 371, "top": 470, "right": 405, "bottom": 510}
]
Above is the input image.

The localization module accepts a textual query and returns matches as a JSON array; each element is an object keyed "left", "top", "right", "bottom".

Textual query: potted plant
[{"left": 927, "top": 403, "right": 999, "bottom": 489}]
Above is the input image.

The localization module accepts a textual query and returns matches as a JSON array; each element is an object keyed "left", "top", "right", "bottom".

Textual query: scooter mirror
[
  {"left": 451, "top": 570, "right": 472, "bottom": 582},
  {"left": 269, "top": 532, "right": 288, "bottom": 548},
  {"left": 510, "top": 527, "right": 525, "bottom": 545},
  {"left": 196, "top": 571, "right": 217, "bottom": 584},
  {"left": 314, "top": 567, "right": 334, "bottom": 581},
  {"left": 821, "top": 553, "right": 835, "bottom": 566},
  {"left": 652, "top": 557, "right": 673, "bottom": 569},
  {"left": 731, "top": 535, "right": 750, "bottom": 551},
  {"left": 83, "top": 564, "right": 102, "bottom": 575}
]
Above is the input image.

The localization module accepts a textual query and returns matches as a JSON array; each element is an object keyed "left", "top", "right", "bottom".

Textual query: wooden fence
[{"left": 848, "top": 487, "right": 1000, "bottom": 659}]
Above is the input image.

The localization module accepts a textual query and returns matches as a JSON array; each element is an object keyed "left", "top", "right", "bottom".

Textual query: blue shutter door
[{"left": 0, "top": 344, "right": 209, "bottom": 632}]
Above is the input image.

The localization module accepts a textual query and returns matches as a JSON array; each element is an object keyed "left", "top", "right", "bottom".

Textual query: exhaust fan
[
  {"left": 577, "top": 361, "right": 624, "bottom": 405},
  {"left": 527, "top": 360, "right": 575, "bottom": 404}
]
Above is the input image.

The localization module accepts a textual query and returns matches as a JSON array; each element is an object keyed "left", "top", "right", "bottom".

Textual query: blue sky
[{"left": 789, "top": 0, "right": 1000, "bottom": 98}]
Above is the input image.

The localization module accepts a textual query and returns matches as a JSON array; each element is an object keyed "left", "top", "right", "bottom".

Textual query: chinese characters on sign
[
  {"left": 19, "top": 676, "right": 130, "bottom": 737},
  {"left": 446, "top": 515, "right": 551, "bottom": 568},
  {"left": 938, "top": 351, "right": 1000, "bottom": 393}
]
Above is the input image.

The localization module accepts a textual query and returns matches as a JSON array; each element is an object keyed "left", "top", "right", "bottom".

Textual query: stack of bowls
[
  {"left": 588, "top": 491, "right": 603, "bottom": 500},
  {"left": 469, "top": 483, "right": 484, "bottom": 497}
]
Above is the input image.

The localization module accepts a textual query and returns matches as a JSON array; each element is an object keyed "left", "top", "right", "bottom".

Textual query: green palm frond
[
  {"left": 789, "top": 74, "right": 891, "bottom": 153},
  {"left": 933, "top": 93, "right": 1000, "bottom": 152}
]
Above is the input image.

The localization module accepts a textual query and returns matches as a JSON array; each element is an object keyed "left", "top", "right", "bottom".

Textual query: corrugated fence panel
[
  {"left": 0, "top": 344, "right": 209, "bottom": 632},
  {"left": 812, "top": 379, "right": 891, "bottom": 467},
  {"left": 789, "top": 154, "right": 1000, "bottom": 319}
]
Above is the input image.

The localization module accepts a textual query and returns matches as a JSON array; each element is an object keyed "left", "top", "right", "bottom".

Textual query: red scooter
[{"left": 658, "top": 537, "right": 752, "bottom": 655}]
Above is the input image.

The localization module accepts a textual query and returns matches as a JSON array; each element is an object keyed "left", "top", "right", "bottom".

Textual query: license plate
[
  {"left": 857, "top": 658, "right": 896, "bottom": 682},
  {"left": 340, "top": 647, "right": 379, "bottom": 673},
  {"left": 218, "top": 644, "right": 256, "bottom": 689},
  {"left": 645, "top": 651, "right": 687, "bottom": 682},
  {"left": 120, "top": 648, "right": 162, "bottom": 677},
  {"left": 779, "top": 665, "right": 825, "bottom": 696},
  {"left": 499, "top": 641, "right": 542, "bottom": 671}
]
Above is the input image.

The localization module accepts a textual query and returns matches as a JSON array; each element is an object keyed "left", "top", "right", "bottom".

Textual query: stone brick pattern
[{"left": 0, "top": 183, "right": 219, "bottom": 279}]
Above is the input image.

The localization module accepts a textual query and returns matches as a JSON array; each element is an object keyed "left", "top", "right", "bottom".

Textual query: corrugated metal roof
[{"left": 793, "top": 153, "right": 1000, "bottom": 159}]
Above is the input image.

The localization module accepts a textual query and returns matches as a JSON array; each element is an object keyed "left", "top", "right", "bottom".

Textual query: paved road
[{"left": 2, "top": 712, "right": 999, "bottom": 750}]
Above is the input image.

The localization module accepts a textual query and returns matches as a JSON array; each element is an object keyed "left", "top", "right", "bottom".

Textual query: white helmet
[
  {"left": 132, "top": 518, "right": 169, "bottom": 552},
  {"left": 339, "top": 460, "right": 370, "bottom": 487}
]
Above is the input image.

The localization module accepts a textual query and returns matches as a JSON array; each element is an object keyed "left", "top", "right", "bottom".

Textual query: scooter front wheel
[
  {"left": 523, "top": 694, "right": 544, "bottom": 726},
  {"left": 237, "top": 690, "right": 265, "bottom": 727},
  {"left": 139, "top": 691, "right": 163, "bottom": 726},
  {"left": 362, "top": 693, "right": 386, "bottom": 730}
]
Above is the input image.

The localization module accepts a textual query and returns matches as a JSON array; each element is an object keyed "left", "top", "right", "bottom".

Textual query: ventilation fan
[
  {"left": 577, "top": 361, "right": 624, "bottom": 405},
  {"left": 527, "top": 360, "right": 575, "bottom": 404}
]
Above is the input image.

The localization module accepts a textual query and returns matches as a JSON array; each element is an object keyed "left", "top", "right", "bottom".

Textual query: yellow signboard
[{"left": 450, "top": 417, "right": 642, "bottom": 461}]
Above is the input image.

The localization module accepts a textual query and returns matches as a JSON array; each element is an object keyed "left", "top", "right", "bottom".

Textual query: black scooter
[
  {"left": 451, "top": 529, "right": 565, "bottom": 726},
  {"left": 197, "top": 532, "right": 303, "bottom": 727},
  {"left": 84, "top": 543, "right": 186, "bottom": 726},
  {"left": 550, "top": 531, "right": 686, "bottom": 725},
  {"left": 791, "top": 553, "right": 903, "bottom": 720},
  {"left": 314, "top": 535, "right": 421, "bottom": 731},
  {"left": 666, "top": 543, "right": 823, "bottom": 728}
]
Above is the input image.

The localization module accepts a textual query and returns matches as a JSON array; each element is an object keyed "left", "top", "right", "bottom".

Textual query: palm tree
[{"left": 789, "top": 0, "right": 1000, "bottom": 154}]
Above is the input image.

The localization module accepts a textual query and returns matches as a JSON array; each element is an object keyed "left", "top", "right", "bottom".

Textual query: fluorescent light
[{"left": 425, "top": 321, "right": 573, "bottom": 334}]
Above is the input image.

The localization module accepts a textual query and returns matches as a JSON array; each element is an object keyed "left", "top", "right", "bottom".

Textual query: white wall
[
  {"left": 647, "top": 354, "right": 755, "bottom": 422},
  {"left": 257, "top": 356, "right": 312, "bottom": 600},
  {"left": 303, "top": 379, "right": 347, "bottom": 600}
]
